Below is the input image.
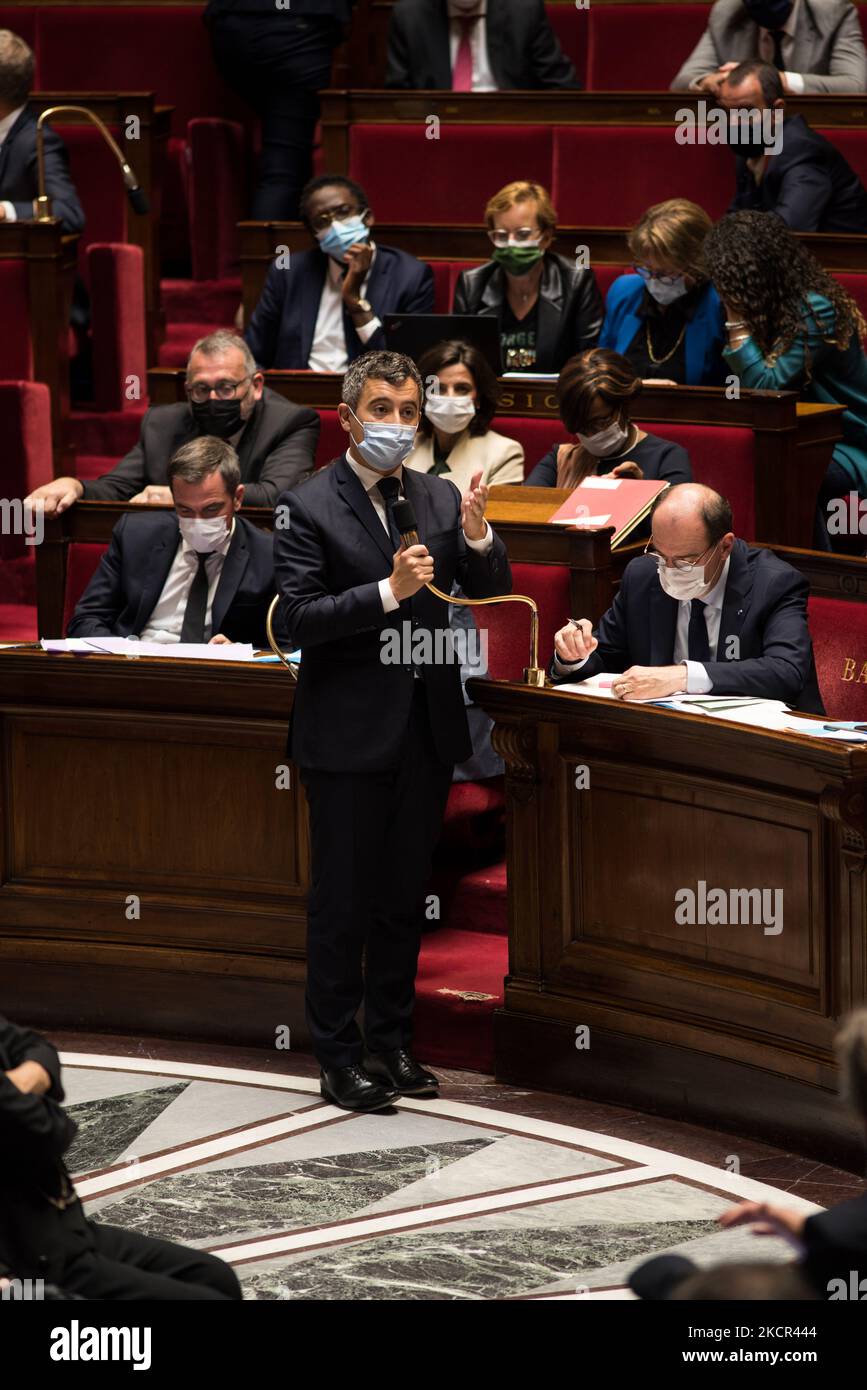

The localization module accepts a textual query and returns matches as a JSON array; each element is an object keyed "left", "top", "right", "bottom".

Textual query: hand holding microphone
[{"left": 389, "top": 543, "right": 434, "bottom": 601}]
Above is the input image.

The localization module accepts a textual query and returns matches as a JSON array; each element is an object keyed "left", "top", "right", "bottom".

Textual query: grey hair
[
  {"left": 187, "top": 331, "right": 258, "bottom": 379},
  {"left": 167, "top": 436, "right": 241, "bottom": 494},
  {"left": 341, "top": 350, "right": 423, "bottom": 413},
  {"left": 835, "top": 1009, "right": 867, "bottom": 1123}
]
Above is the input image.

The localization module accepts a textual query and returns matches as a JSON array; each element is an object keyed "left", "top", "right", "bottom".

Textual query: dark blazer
[
  {"left": 729, "top": 115, "right": 867, "bottom": 233},
  {"left": 274, "top": 454, "right": 512, "bottom": 772},
  {"left": 803, "top": 1191, "right": 867, "bottom": 1296},
  {"left": 67, "top": 511, "right": 280, "bottom": 645},
  {"left": 0, "top": 1016, "right": 94, "bottom": 1283},
  {"left": 526, "top": 432, "right": 693, "bottom": 490},
  {"left": 0, "top": 108, "right": 85, "bottom": 235},
  {"left": 385, "top": 0, "right": 579, "bottom": 89},
  {"left": 245, "top": 244, "right": 434, "bottom": 370},
  {"left": 453, "top": 253, "right": 603, "bottom": 374},
  {"left": 81, "top": 388, "right": 319, "bottom": 508},
  {"left": 600, "top": 275, "right": 727, "bottom": 387},
  {"left": 550, "top": 538, "right": 824, "bottom": 713}
]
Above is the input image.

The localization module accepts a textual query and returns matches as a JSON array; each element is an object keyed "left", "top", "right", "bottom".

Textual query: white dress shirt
[
  {"left": 343, "top": 450, "right": 493, "bottom": 618},
  {"left": 308, "top": 245, "right": 382, "bottom": 372},
  {"left": 555, "top": 555, "right": 732, "bottom": 695},
  {"left": 0, "top": 104, "right": 26, "bottom": 222},
  {"left": 447, "top": 1, "right": 498, "bottom": 92},
  {"left": 138, "top": 517, "right": 236, "bottom": 643}
]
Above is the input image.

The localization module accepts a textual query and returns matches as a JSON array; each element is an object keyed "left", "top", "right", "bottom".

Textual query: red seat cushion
[
  {"left": 349, "top": 125, "right": 553, "bottom": 222},
  {"left": 554, "top": 127, "right": 732, "bottom": 223},
  {"left": 585, "top": 5, "right": 711, "bottom": 90},
  {"left": 62, "top": 542, "right": 107, "bottom": 636},
  {"left": 808, "top": 595, "right": 867, "bottom": 720}
]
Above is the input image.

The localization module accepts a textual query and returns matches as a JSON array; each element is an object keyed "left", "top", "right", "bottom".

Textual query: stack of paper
[{"left": 41, "top": 638, "right": 258, "bottom": 661}]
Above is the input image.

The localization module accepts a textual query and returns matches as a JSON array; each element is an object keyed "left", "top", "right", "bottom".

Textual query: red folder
[{"left": 548, "top": 477, "right": 670, "bottom": 547}]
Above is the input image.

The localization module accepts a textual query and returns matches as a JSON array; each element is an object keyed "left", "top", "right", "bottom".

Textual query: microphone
[
  {"left": 387, "top": 497, "right": 546, "bottom": 687},
  {"left": 35, "top": 105, "right": 150, "bottom": 222}
]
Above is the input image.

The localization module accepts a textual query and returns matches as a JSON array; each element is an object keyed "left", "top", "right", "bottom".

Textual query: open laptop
[{"left": 382, "top": 313, "right": 503, "bottom": 376}]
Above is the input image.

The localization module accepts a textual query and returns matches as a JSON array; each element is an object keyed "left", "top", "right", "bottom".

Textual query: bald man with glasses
[{"left": 550, "top": 482, "right": 824, "bottom": 712}]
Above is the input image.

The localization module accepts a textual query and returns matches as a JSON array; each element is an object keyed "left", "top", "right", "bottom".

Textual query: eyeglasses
[
  {"left": 186, "top": 376, "right": 252, "bottom": 404},
  {"left": 633, "top": 264, "right": 682, "bottom": 286},
  {"left": 643, "top": 538, "right": 718, "bottom": 571},
  {"left": 488, "top": 227, "right": 542, "bottom": 247},
  {"left": 309, "top": 203, "right": 366, "bottom": 231}
]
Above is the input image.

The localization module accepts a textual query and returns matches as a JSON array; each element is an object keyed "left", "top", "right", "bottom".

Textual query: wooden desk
[
  {"left": 30, "top": 93, "right": 172, "bottom": 356},
  {"left": 467, "top": 678, "right": 867, "bottom": 1166},
  {"left": 0, "top": 649, "right": 308, "bottom": 1045},
  {"left": 0, "top": 221, "right": 78, "bottom": 470}
]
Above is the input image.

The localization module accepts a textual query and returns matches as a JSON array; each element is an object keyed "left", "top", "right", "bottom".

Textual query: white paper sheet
[
  {"left": 549, "top": 513, "right": 612, "bottom": 527},
  {"left": 41, "top": 638, "right": 258, "bottom": 661},
  {"left": 577, "top": 477, "right": 621, "bottom": 491}
]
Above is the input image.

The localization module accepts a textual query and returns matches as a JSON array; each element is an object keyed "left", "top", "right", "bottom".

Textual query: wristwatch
[{"left": 348, "top": 297, "right": 372, "bottom": 314}]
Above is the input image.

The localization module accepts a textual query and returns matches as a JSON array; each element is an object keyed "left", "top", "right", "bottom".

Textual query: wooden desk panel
[
  {"left": 0, "top": 650, "right": 307, "bottom": 1046},
  {"left": 469, "top": 679, "right": 867, "bottom": 1164}
]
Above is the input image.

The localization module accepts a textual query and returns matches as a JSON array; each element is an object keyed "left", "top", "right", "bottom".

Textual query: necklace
[{"left": 645, "top": 319, "right": 687, "bottom": 366}]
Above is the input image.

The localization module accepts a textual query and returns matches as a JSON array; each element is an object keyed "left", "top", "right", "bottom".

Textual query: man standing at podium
[
  {"left": 551, "top": 482, "right": 824, "bottom": 713},
  {"left": 274, "top": 350, "right": 511, "bottom": 1112}
]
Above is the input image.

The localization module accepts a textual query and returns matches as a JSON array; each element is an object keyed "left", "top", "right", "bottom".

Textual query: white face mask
[
  {"left": 646, "top": 275, "right": 689, "bottom": 306},
  {"left": 654, "top": 545, "right": 721, "bottom": 601},
  {"left": 424, "top": 391, "right": 476, "bottom": 433},
  {"left": 575, "top": 420, "right": 630, "bottom": 458},
  {"left": 178, "top": 515, "right": 230, "bottom": 552}
]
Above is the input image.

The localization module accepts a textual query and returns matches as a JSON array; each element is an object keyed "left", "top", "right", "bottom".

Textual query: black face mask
[
  {"left": 742, "top": 0, "right": 793, "bottom": 28},
  {"left": 191, "top": 398, "right": 245, "bottom": 439}
]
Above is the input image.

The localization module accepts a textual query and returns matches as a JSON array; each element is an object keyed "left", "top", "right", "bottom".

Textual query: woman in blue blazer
[{"left": 600, "top": 198, "right": 727, "bottom": 387}]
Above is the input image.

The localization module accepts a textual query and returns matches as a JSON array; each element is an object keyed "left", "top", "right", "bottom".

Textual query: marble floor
[{"left": 51, "top": 1036, "right": 860, "bottom": 1301}]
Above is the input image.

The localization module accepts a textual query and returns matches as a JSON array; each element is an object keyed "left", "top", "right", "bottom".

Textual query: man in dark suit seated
[
  {"left": 26, "top": 332, "right": 319, "bottom": 516},
  {"left": 0, "top": 1013, "right": 241, "bottom": 1299},
  {"left": 68, "top": 436, "right": 280, "bottom": 646},
  {"left": 0, "top": 29, "right": 84, "bottom": 234},
  {"left": 274, "top": 349, "right": 511, "bottom": 1111},
  {"left": 245, "top": 174, "right": 434, "bottom": 371},
  {"left": 721, "top": 61, "right": 867, "bottom": 231},
  {"left": 385, "top": 0, "right": 579, "bottom": 90},
  {"left": 550, "top": 482, "right": 824, "bottom": 712}
]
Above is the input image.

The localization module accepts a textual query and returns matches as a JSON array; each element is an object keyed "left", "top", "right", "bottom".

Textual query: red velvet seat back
[
  {"left": 0, "top": 381, "right": 52, "bottom": 561},
  {"left": 62, "top": 542, "right": 107, "bottom": 635},
  {"left": 545, "top": 4, "right": 588, "bottom": 84},
  {"left": 634, "top": 421, "right": 756, "bottom": 538},
  {"left": 0, "top": 8, "right": 37, "bottom": 52},
  {"left": 475, "top": 561, "right": 571, "bottom": 682},
  {"left": 817, "top": 129, "right": 867, "bottom": 189},
  {"left": 585, "top": 5, "right": 711, "bottom": 90},
  {"left": 349, "top": 125, "right": 553, "bottom": 222},
  {"left": 836, "top": 273, "right": 867, "bottom": 324},
  {"left": 54, "top": 124, "right": 126, "bottom": 283},
  {"left": 807, "top": 595, "right": 867, "bottom": 720},
  {"left": 596, "top": 263, "right": 628, "bottom": 301},
  {"left": 553, "top": 127, "right": 732, "bottom": 223},
  {"left": 315, "top": 409, "right": 347, "bottom": 469},
  {"left": 0, "top": 262, "right": 34, "bottom": 378},
  {"left": 492, "top": 416, "right": 559, "bottom": 477}
]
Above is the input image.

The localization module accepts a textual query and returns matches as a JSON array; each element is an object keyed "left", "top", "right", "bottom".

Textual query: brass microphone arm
[
  {"left": 423, "top": 581, "right": 546, "bottom": 687},
  {"left": 266, "top": 595, "right": 298, "bottom": 678},
  {"left": 35, "top": 105, "right": 143, "bottom": 220}
]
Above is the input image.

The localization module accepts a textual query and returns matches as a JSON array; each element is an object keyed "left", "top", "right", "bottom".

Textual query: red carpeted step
[
  {"left": 0, "top": 604, "right": 37, "bottom": 641},
  {"left": 161, "top": 277, "right": 241, "bottom": 326},
  {"left": 415, "top": 927, "right": 507, "bottom": 1074},
  {"left": 69, "top": 409, "right": 147, "bottom": 459},
  {"left": 432, "top": 855, "right": 508, "bottom": 936}
]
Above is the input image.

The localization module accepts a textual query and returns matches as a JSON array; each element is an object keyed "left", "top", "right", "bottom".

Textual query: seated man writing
[
  {"left": 551, "top": 482, "right": 824, "bottom": 713},
  {"left": 26, "top": 332, "right": 319, "bottom": 515},
  {"left": 67, "top": 436, "right": 279, "bottom": 647}
]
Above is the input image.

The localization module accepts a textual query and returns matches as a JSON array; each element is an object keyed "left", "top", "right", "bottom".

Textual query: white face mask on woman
[
  {"left": 575, "top": 420, "right": 630, "bottom": 458},
  {"left": 424, "top": 392, "right": 476, "bottom": 433}
]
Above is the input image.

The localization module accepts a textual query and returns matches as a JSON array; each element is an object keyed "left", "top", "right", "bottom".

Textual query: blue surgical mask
[
  {"left": 646, "top": 274, "right": 689, "bottom": 306},
  {"left": 349, "top": 407, "right": 417, "bottom": 472},
  {"left": 316, "top": 216, "right": 370, "bottom": 263}
]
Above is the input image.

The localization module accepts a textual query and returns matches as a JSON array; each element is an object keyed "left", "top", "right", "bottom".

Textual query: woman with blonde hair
[
  {"left": 453, "top": 179, "right": 602, "bottom": 372},
  {"left": 600, "top": 198, "right": 726, "bottom": 385},
  {"left": 525, "top": 349, "right": 692, "bottom": 530}
]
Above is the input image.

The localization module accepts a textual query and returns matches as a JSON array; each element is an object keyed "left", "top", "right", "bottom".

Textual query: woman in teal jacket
[
  {"left": 600, "top": 198, "right": 727, "bottom": 386},
  {"left": 705, "top": 211, "right": 867, "bottom": 555}
]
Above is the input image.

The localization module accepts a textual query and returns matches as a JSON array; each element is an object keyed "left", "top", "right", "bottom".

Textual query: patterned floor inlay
[{"left": 60, "top": 1053, "right": 824, "bottom": 1300}]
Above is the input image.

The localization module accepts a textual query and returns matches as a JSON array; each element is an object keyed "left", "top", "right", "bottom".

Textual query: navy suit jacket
[
  {"left": 730, "top": 115, "right": 867, "bottom": 234},
  {"left": 550, "top": 539, "right": 824, "bottom": 713},
  {"left": 0, "top": 109, "right": 84, "bottom": 235},
  {"left": 274, "top": 454, "right": 512, "bottom": 772},
  {"left": 385, "top": 0, "right": 579, "bottom": 88},
  {"left": 245, "top": 244, "right": 435, "bottom": 369},
  {"left": 67, "top": 512, "right": 279, "bottom": 645}
]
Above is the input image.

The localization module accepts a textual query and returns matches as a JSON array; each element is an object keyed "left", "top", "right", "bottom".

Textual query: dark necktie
[
  {"left": 180, "top": 551, "right": 210, "bottom": 643},
  {"left": 376, "top": 476, "right": 403, "bottom": 551},
  {"left": 769, "top": 28, "right": 786, "bottom": 70},
  {"left": 687, "top": 598, "right": 711, "bottom": 663}
]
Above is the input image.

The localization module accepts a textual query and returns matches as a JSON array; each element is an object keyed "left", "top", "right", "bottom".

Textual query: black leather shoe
[
  {"left": 362, "top": 1049, "right": 439, "bottom": 1096},
  {"left": 320, "top": 1064, "right": 398, "bottom": 1112}
]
